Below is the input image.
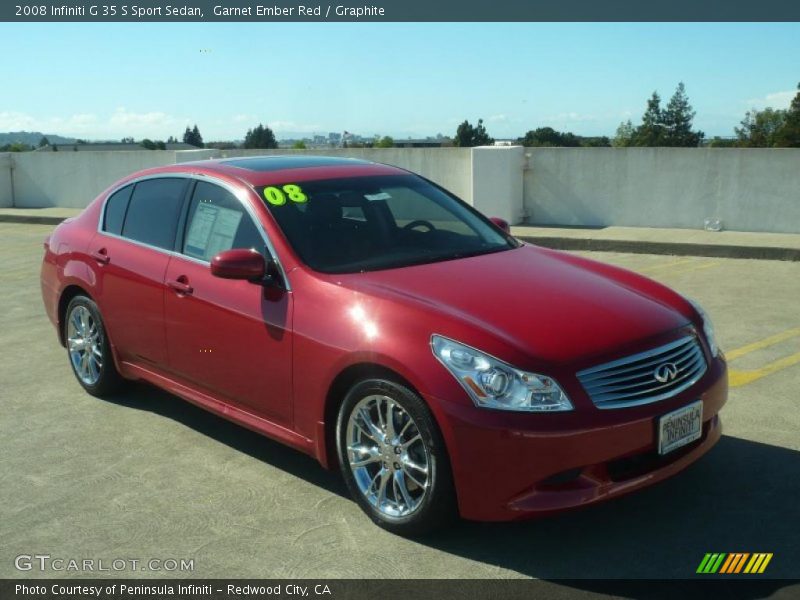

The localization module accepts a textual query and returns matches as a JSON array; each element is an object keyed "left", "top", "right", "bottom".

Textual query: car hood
[{"left": 337, "top": 245, "right": 690, "bottom": 365}]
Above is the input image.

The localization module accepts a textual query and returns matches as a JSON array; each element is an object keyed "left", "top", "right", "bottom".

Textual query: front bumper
[{"left": 429, "top": 357, "right": 728, "bottom": 521}]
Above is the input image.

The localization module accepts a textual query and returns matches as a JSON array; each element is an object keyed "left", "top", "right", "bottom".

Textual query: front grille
[{"left": 577, "top": 335, "right": 707, "bottom": 409}]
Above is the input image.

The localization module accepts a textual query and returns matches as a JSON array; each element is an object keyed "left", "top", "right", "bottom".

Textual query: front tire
[
  {"left": 336, "top": 378, "right": 456, "bottom": 536},
  {"left": 64, "top": 295, "right": 123, "bottom": 397}
]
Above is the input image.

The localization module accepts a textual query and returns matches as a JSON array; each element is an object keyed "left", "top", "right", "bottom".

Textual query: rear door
[
  {"left": 90, "top": 177, "right": 189, "bottom": 366},
  {"left": 163, "top": 180, "right": 293, "bottom": 424}
]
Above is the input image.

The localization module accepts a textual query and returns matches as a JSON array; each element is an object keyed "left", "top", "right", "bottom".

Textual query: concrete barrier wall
[
  {"left": 2, "top": 147, "right": 799, "bottom": 233},
  {"left": 471, "top": 146, "right": 524, "bottom": 223},
  {"left": 0, "top": 154, "right": 12, "bottom": 208},
  {"left": 524, "top": 148, "right": 800, "bottom": 234},
  {"left": 10, "top": 151, "right": 179, "bottom": 208}
]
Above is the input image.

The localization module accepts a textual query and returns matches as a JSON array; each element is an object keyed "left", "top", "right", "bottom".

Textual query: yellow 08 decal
[{"left": 263, "top": 184, "right": 308, "bottom": 206}]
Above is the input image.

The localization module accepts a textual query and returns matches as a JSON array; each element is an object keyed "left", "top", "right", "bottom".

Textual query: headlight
[
  {"left": 686, "top": 298, "right": 719, "bottom": 357},
  {"left": 431, "top": 335, "right": 573, "bottom": 412}
]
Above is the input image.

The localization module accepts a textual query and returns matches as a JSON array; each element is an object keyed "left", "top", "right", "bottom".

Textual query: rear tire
[
  {"left": 336, "top": 378, "right": 456, "bottom": 536},
  {"left": 64, "top": 295, "right": 124, "bottom": 397}
]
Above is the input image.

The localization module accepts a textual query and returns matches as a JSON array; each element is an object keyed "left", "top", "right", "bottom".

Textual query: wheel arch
[
  {"left": 57, "top": 284, "right": 93, "bottom": 346},
  {"left": 323, "top": 362, "right": 423, "bottom": 471}
]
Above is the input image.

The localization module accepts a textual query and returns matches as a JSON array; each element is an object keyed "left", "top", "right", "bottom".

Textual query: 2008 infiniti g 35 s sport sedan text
[{"left": 40, "top": 156, "right": 727, "bottom": 535}]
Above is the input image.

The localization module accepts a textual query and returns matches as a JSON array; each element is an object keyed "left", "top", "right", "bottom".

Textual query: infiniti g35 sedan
[{"left": 41, "top": 156, "right": 727, "bottom": 535}]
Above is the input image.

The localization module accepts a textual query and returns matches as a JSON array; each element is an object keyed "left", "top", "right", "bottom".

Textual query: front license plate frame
[{"left": 658, "top": 400, "right": 703, "bottom": 455}]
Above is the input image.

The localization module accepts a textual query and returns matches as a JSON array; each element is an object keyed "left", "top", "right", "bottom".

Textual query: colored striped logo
[{"left": 696, "top": 553, "right": 773, "bottom": 574}]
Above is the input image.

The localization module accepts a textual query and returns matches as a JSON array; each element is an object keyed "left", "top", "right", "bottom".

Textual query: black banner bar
[
  {"left": 2, "top": 0, "right": 800, "bottom": 22},
  {"left": 3, "top": 580, "right": 800, "bottom": 600}
]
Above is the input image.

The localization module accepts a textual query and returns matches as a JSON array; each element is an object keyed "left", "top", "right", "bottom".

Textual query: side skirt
[{"left": 120, "top": 360, "right": 317, "bottom": 460}]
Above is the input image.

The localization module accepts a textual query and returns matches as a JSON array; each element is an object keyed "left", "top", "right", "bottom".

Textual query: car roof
[{"left": 139, "top": 155, "right": 410, "bottom": 187}]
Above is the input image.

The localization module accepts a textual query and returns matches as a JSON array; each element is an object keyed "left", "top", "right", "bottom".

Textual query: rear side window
[
  {"left": 182, "top": 182, "right": 263, "bottom": 261},
  {"left": 121, "top": 178, "right": 187, "bottom": 250},
  {"left": 103, "top": 185, "right": 133, "bottom": 235}
]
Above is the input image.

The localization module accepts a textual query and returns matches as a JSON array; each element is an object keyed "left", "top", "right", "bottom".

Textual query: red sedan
[{"left": 40, "top": 156, "right": 727, "bottom": 535}]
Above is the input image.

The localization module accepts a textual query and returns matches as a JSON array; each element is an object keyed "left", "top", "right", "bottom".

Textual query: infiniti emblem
[{"left": 654, "top": 362, "right": 679, "bottom": 383}]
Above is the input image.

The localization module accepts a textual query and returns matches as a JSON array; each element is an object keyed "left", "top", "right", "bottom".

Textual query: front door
[{"left": 163, "top": 181, "right": 293, "bottom": 424}]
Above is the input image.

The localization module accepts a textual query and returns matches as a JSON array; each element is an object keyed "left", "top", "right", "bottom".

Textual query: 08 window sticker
[{"left": 263, "top": 184, "right": 308, "bottom": 206}]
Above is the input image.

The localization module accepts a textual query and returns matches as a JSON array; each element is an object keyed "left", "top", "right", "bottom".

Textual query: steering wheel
[{"left": 402, "top": 219, "right": 437, "bottom": 232}]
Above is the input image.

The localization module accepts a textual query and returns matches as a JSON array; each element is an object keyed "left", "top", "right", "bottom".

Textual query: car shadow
[
  {"left": 422, "top": 434, "right": 798, "bottom": 587},
  {"left": 104, "top": 381, "right": 348, "bottom": 499},
  {"left": 103, "top": 385, "right": 798, "bottom": 590}
]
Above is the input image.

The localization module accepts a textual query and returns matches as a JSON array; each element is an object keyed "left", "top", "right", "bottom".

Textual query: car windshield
[{"left": 258, "top": 174, "right": 517, "bottom": 273}]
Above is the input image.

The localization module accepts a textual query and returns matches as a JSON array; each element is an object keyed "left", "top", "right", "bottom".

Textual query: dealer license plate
[{"left": 658, "top": 401, "right": 703, "bottom": 455}]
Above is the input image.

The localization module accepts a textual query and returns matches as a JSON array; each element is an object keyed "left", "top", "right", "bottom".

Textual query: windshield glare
[{"left": 259, "top": 175, "right": 516, "bottom": 273}]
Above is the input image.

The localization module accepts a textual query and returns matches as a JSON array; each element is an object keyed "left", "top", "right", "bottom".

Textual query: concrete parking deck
[{"left": 1, "top": 222, "right": 798, "bottom": 583}]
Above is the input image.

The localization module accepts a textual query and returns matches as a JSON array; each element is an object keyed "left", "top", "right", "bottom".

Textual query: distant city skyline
[{"left": 1, "top": 22, "right": 798, "bottom": 141}]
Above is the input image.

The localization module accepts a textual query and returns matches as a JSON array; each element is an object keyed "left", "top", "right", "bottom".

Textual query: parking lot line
[
  {"left": 637, "top": 258, "right": 697, "bottom": 273},
  {"left": 729, "top": 350, "right": 800, "bottom": 387},
  {"left": 725, "top": 326, "right": 800, "bottom": 361},
  {"left": 725, "top": 326, "right": 800, "bottom": 387}
]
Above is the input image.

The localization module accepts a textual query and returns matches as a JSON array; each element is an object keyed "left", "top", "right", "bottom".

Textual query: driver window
[{"left": 183, "top": 182, "right": 264, "bottom": 261}]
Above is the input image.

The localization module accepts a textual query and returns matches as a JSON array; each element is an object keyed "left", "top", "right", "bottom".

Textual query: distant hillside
[{"left": 0, "top": 131, "right": 77, "bottom": 146}]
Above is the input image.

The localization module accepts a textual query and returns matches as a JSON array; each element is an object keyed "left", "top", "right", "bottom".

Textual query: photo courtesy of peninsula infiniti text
[{"left": 40, "top": 155, "right": 728, "bottom": 535}]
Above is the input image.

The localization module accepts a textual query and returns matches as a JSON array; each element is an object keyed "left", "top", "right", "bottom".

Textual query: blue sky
[{"left": 2, "top": 22, "right": 798, "bottom": 141}]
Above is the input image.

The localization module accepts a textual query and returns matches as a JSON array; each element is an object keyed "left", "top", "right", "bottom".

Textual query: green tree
[
  {"left": 454, "top": 118, "right": 493, "bottom": 147},
  {"left": 141, "top": 139, "right": 156, "bottom": 150},
  {"left": 243, "top": 124, "right": 278, "bottom": 149},
  {"left": 376, "top": 135, "right": 394, "bottom": 148},
  {"left": 661, "top": 82, "right": 704, "bottom": 146},
  {"left": 292, "top": 140, "right": 307, "bottom": 149},
  {"left": 0, "top": 142, "right": 33, "bottom": 152},
  {"left": 521, "top": 127, "right": 580, "bottom": 147},
  {"left": 612, "top": 120, "right": 634, "bottom": 147},
  {"left": 735, "top": 108, "right": 787, "bottom": 147},
  {"left": 774, "top": 83, "right": 800, "bottom": 147},
  {"left": 632, "top": 92, "right": 666, "bottom": 146},
  {"left": 707, "top": 136, "right": 738, "bottom": 148},
  {"left": 38, "top": 136, "right": 50, "bottom": 148},
  {"left": 121, "top": 137, "right": 135, "bottom": 144},
  {"left": 581, "top": 136, "right": 611, "bottom": 147},
  {"left": 183, "top": 125, "right": 204, "bottom": 147}
]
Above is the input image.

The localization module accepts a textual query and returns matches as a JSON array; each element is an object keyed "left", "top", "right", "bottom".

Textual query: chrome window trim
[
  {"left": 96, "top": 172, "right": 291, "bottom": 291},
  {"left": 576, "top": 334, "right": 708, "bottom": 410}
]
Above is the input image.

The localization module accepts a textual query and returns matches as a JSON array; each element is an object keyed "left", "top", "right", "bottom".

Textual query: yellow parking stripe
[
  {"left": 729, "top": 351, "right": 800, "bottom": 388},
  {"left": 725, "top": 327, "right": 800, "bottom": 361},
  {"left": 638, "top": 258, "right": 697, "bottom": 274}
]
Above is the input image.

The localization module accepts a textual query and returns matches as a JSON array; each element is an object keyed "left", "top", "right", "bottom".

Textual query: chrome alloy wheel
[
  {"left": 67, "top": 305, "right": 103, "bottom": 385},
  {"left": 345, "top": 394, "right": 431, "bottom": 518}
]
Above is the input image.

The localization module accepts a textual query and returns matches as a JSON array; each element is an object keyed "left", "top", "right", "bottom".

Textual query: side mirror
[
  {"left": 489, "top": 216, "right": 511, "bottom": 234},
  {"left": 211, "top": 249, "right": 266, "bottom": 282}
]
